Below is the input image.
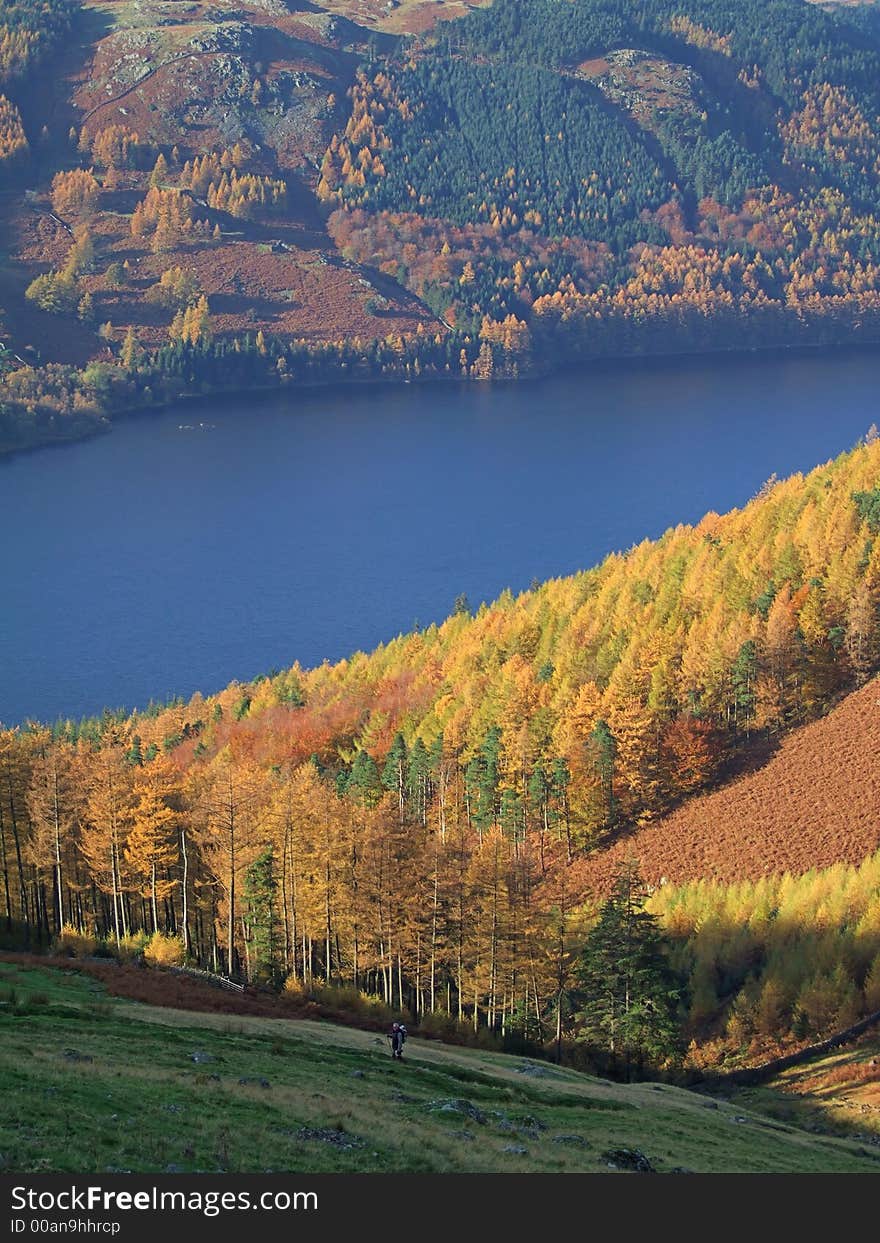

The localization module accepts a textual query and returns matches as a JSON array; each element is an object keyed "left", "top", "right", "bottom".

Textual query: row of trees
[
  {"left": 1, "top": 692, "right": 876, "bottom": 1062},
  {"left": 0, "top": 719, "right": 681, "bottom": 1066},
  {"left": 0, "top": 320, "right": 521, "bottom": 454},
  {"left": 328, "top": 179, "right": 880, "bottom": 366},
  {"left": 179, "top": 150, "right": 287, "bottom": 219}
]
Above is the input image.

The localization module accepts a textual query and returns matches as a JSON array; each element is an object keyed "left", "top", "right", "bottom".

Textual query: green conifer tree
[
  {"left": 244, "top": 847, "right": 279, "bottom": 983},
  {"left": 575, "top": 860, "right": 681, "bottom": 1076}
]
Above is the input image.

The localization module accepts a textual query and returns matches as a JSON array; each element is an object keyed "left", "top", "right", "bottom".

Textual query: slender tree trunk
[
  {"left": 324, "top": 858, "right": 332, "bottom": 984},
  {"left": 180, "top": 825, "right": 190, "bottom": 953},
  {"left": 109, "top": 844, "right": 121, "bottom": 945},
  {"left": 150, "top": 860, "right": 158, "bottom": 932},
  {"left": 51, "top": 761, "right": 65, "bottom": 931},
  {"left": 430, "top": 862, "right": 438, "bottom": 1012},
  {"left": 241, "top": 916, "right": 251, "bottom": 982},
  {"left": 281, "top": 820, "right": 291, "bottom": 974},
  {"left": 414, "top": 930, "right": 421, "bottom": 1017},
  {"left": 7, "top": 790, "right": 28, "bottom": 938},
  {"left": 0, "top": 805, "right": 13, "bottom": 932},
  {"left": 227, "top": 796, "right": 235, "bottom": 975}
]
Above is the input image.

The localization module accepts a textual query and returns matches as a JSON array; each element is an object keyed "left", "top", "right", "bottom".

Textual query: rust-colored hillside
[
  {"left": 0, "top": 0, "right": 439, "bottom": 369},
  {"left": 572, "top": 677, "right": 880, "bottom": 894}
]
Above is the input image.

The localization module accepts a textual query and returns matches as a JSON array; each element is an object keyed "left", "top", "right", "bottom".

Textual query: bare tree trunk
[
  {"left": 227, "top": 792, "right": 235, "bottom": 975},
  {"left": 0, "top": 805, "right": 13, "bottom": 932},
  {"left": 51, "top": 759, "right": 65, "bottom": 931},
  {"left": 6, "top": 791, "right": 28, "bottom": 937},
  {"left": 109, "top": 844, "right": 121, "bottom": 945},
  {"left": 430, "top": 861, "right": 439, "bottom": 1012},
  {"left": 281, "top": 818, "right": 291, "bottom": 975},
  {"left": 180, "top": 825, "right": 190, "bottom": 953},
  {"left": 325, "top": 859, "right": 332, "bottom": 983},
  {"left": 150, "top": 860, "right": 159, "bottom": 932}
]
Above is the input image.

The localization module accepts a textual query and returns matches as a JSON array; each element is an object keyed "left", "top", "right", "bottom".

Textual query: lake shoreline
[
  {"left": 4, "top": 343, "right": 879, "bottom": 724},
  {"left": 3, "top": 331, "right": 880, "bottom": 462}
]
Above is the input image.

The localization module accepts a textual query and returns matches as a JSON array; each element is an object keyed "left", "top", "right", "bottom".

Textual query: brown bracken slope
[{"left": 572, "top": 676, "right": 880, "bottom": 894}]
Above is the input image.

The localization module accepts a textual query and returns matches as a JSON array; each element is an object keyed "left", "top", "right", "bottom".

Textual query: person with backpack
[{"left": 390, "top": 1021, "right": 407, "bottom": 1059}]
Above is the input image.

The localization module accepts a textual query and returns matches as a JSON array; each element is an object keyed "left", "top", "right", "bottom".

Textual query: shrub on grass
[
  {"left": 417, "top": 1011, "right": 462, "bottom": 1042},
  {"left": 282, "top": 977, "right": 405, "bottom": 1027},
  {"left": 143, "top": 932, "right": 186, "bottom": 967},
  {"left": 112, "top": 931, "right": 150, "bottom": 962},
  {"left": 54, "top": 924, "right": 97, "bottom": 958}
]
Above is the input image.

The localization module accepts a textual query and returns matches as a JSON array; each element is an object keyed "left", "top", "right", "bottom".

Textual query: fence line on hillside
[{"left": 168, "top": 964, "right": 246, "bottom": 993}]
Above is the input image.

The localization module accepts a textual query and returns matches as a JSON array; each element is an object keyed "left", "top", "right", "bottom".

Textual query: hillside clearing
[{"left": 574, "top": 676, "right": 880, "bottom": 895}]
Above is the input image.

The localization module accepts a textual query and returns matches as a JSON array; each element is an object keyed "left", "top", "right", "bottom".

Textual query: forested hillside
[
  {"left": 0, "top": 0, "right": 74, "bottom": 162},
  {"left": 324, "top": 0, "right": 880, "bottom": 347},
  {"left": 4, "top": 437, "right": 880, "bottom": 1065},
  {"left": 6, "top": 0, "right": 880, "bottom": 450}
]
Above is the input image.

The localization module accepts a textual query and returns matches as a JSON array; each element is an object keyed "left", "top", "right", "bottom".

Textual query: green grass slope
[
  {"left": 1, "top": 962, "right": 878, "bottom": 1174},
  {"left": 729, "top": 1038, "right": 880, "bottom": 1146}
]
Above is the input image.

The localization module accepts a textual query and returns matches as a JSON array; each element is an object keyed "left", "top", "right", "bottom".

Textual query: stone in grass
[
  {"left": 190, "top": 1051, "right": 215, "bottom": 1064},
  {"left": 447, "top": 1129, "right": 476, "bottom": 1142},
  {"left": 238, "top": 1076, "right": 271, "bottom": 1089},
  {"left": 489, "top": 1110, "right": 546, "bottom": 1136},
  {"left": 552, "top": 1134, "right": 590, "bottom": 1147},
  {"left": 349, "top": 1070, "right": 366, "bottom": 1079},
  {"left": 425, "top": 1099, "right": 486, "bottom": 1124},
  {"left": 501, "top": 1145, "right": 528, "bottom": 1156},
  {"left": 515, "top": 1063, "right": 553, "bottom": 1078},
  {"left": 512, "top": 1114, "right": 547, "bottom": 1134},
  {"left": 62, "top": 1049, "right": 93, "bottom": 1063},
  {"left": 602, "top": 1147, "right": 655, "bottom": 1173},
  {"left": 296, "top": 1127, "right": 365, "bottom": 1151}
]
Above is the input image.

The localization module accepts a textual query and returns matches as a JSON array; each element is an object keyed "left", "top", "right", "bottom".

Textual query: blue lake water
[{"left": 1, "top": 348, "right": 878, "bottom": 724}]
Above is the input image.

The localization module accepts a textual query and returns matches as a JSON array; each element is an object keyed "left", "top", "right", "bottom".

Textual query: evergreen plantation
[
  {"left": 4, "top": 438, "right": 880, "bottom": 1067},
  {"left": 321, "top": 0, "right": 880, "bottom": 356}
]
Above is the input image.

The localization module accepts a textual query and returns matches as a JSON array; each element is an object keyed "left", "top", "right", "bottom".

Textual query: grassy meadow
[{"left": 1, "top": 961, "right": 879, "bottom": 1175}]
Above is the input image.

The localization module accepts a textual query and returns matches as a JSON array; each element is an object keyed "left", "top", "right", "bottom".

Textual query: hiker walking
[{"left": 389, "top": 1021, "right": 407, "bottom": 1059}]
